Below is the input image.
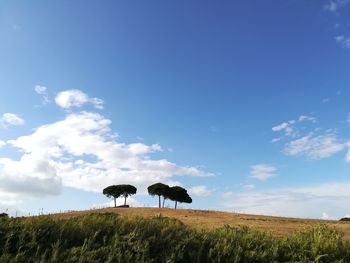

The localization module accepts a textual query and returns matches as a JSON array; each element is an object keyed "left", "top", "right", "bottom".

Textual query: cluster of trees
[
  {"left": 102, "top": 183, "right": 192, "bottom": 209},
  {"left": 148, "top": 183, "right": 192, "bottom": 209}
]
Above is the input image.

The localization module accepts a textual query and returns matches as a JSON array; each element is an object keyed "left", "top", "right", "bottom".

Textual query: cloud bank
[
  {"left": 0, "top": 111, "right": 212, "bottom": 206},
  {"left": 222, "top": 182, "right": 350, "bottom": 219}
]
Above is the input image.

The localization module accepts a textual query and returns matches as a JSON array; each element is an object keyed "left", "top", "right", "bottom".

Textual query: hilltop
[
  {"left": 2, "top": 209, "right": 350, "bottom": 262},
  {"left": 52, "top": 207, "right": 350, "bottom": 239}
]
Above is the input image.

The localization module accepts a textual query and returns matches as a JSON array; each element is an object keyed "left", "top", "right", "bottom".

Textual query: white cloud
[
  {"left": 221, "top": 182, "right": 350, "bottom": 219},
  {"left": 324, "top": 1, "right": 338, "bottom": 12},
  {"left": 35, "top": 85, "right": 49, "bottom": 104},
  {"left": 284, "top": 132, "right": 344, "bottom": 159},
  {"left": 321, "top": 212, "right": 333, "bottom": 220},
  {"left": 272, "top": 123, "right": 289, "bottom": 132},
  {"left": 273, "top": 115, "right": 350, "bottom": 161},
  {"left": 35, "top": 85, "right": 47, "bottom": 95},
  {"left": 272, "top": 121, "right": 295, "bottom": 136},
  {"left": 324, "top": 0, "right": 350, "bottom": 13},
  {"left": 189, "top": 185, "right": 213, "bottom": 197},
  {"left": 0, "top": 113, "right": 25, "bottom": 127},
  {"left": 271, "top": 138, "right": 281, "bottom": 143},
  {"left": 335, "top": 35, "right": 350, "bottom": 49},
  {"left": 343, "top": 144, "right": 350, "bottom": 162},
  {"left": 249, "top": 164, "right": 277, "bottom": 181},
  {"left": 272, "top": 115, "right": 316, "bottom": 137},
  {"left": 128, "top": 143, "right": 162, "bottom": 155},
  {"left": 0, "top": 112, "right": 212, "bottom": 202},
  {"left": 298, "top": 115, "right": 317, "bottom": 123},
  {"left": 55, "top": 89, "right": 104, "bottom": 110},
  {"left": 0, "top": 140, "right": 5, "bottom": 148},
  {"left": 0, "top": 198, "right": 23, "bottom": 217},
  {"left": 0, "top": 156, "right": 62, "bottom": 198}
]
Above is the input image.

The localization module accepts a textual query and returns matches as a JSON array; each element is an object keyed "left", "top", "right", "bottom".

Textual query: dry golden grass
[{"left": 52, "top": 207, "right": 350, "bottom": 239}]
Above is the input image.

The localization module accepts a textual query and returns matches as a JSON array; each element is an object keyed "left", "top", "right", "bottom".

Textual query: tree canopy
[
  {"left": 103, "top": 184, "right": 137, "bottom": 207},
  {"left": 168, "top": 186, "right": 192, "bottom": 209},
  {"left": 147, "top": 183, "right": 170, "bottom": 208}
]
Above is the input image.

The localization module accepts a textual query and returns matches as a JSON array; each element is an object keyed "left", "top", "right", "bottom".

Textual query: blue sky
[{"left": 1, "top": 0, "right": 350, "bottom": 219}]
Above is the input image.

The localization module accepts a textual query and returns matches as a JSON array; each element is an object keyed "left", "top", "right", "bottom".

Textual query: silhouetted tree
[
  {"left": 103, "top": 184, "right": 137, "bottom": 207},
  {"left": 162, "top": 186, "right": 175, "bottom": 208},
  {"left": 0, "top": 213, "right": 8, "bottom": 218},
  {"left": 168, "top": 186, "right": 192, "bottom": 209},
  {"left": 147, "top": 183, "right": 170, "bottom": 208}
]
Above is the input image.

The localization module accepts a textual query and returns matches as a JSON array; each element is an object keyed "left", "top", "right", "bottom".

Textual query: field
[
  {"left": 55, "top": 207, "right": 350, "bottom": 239},
  {"left": 2, "top": 209, "right": 350, "bottom": 262}
]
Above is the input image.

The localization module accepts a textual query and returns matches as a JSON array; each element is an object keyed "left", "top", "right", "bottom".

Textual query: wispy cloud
[
  {"left": 343, "top": 145, "right": 350, "bottom": 162},
  {"left": 274, "top": 113, "right": 350, "bottom": 161},
  {"left": 284, "top": 131, "right": 344, "bottom": 159},
  {"left": 324, "top": 0, "right": 350, "bottom": 13},
  {"left": 271, "top": 138, "right": 281, "bottom": 143},
  {"left": 272, "top": 115, "right": 317, "bottom": 137},
  {"left": 272, "top": 120, "right": 296, "bottom": 136},
  {"left": 55, "top": 89, "right": 104, "bottom": 110},
  {"left": 323, "top": 0, "right": 350, "bottom": 49},
  {"left": 0, "top": 113, "right": 25, "bottom": 127},
  {"left": 249, "top": 164, "right": 277, "bottom": 181},
  {"left": 35, "top": 85, "right": 49, "bottom": 104},
  {"left": 189, "top": 185, "right": 213, "bottom": 197},
  {"left": 335, "top": 35, "right": 350, "bottom": 49}
]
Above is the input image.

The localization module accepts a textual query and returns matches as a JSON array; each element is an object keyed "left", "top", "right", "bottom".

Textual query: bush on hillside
[{"left": 0, "top": 213, "right": 8, "bottom": 218}]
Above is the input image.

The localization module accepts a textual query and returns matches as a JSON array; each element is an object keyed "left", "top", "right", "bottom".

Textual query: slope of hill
[
  {"left": 53, "top": 207, "right": 350, "bottom": 239},
  {"left": 2, "top": 210, "right": 350, "bottom": 262}
]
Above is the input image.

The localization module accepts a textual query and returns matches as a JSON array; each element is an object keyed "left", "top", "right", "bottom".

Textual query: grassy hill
[
  {"left": 2, "top": 208, "right": 350, "bottom": 262},
  {"left": 54, "top": 207, "right": 350, "bottom": 239}
]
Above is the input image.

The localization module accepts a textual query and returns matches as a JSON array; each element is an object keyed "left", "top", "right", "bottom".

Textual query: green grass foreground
[{"left": 0, "top": 213, "right": 349, "bottom": 263}]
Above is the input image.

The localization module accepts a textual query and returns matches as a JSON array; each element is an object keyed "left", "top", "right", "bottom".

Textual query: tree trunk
[
  {"left": 114, "top": 197, "right": 116, "bottom": 208},
  {"left": 175, "top": 201, "right": 177, "bottom": 209},
  {"left": 162, "top": 197, "right": 165, "bottom": 208},
  {"left": 158, "top": 195, "right": 161, "bottom": 208},
  {"left": 124, "top": 195, "right": 127, "bottom": 206}
]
